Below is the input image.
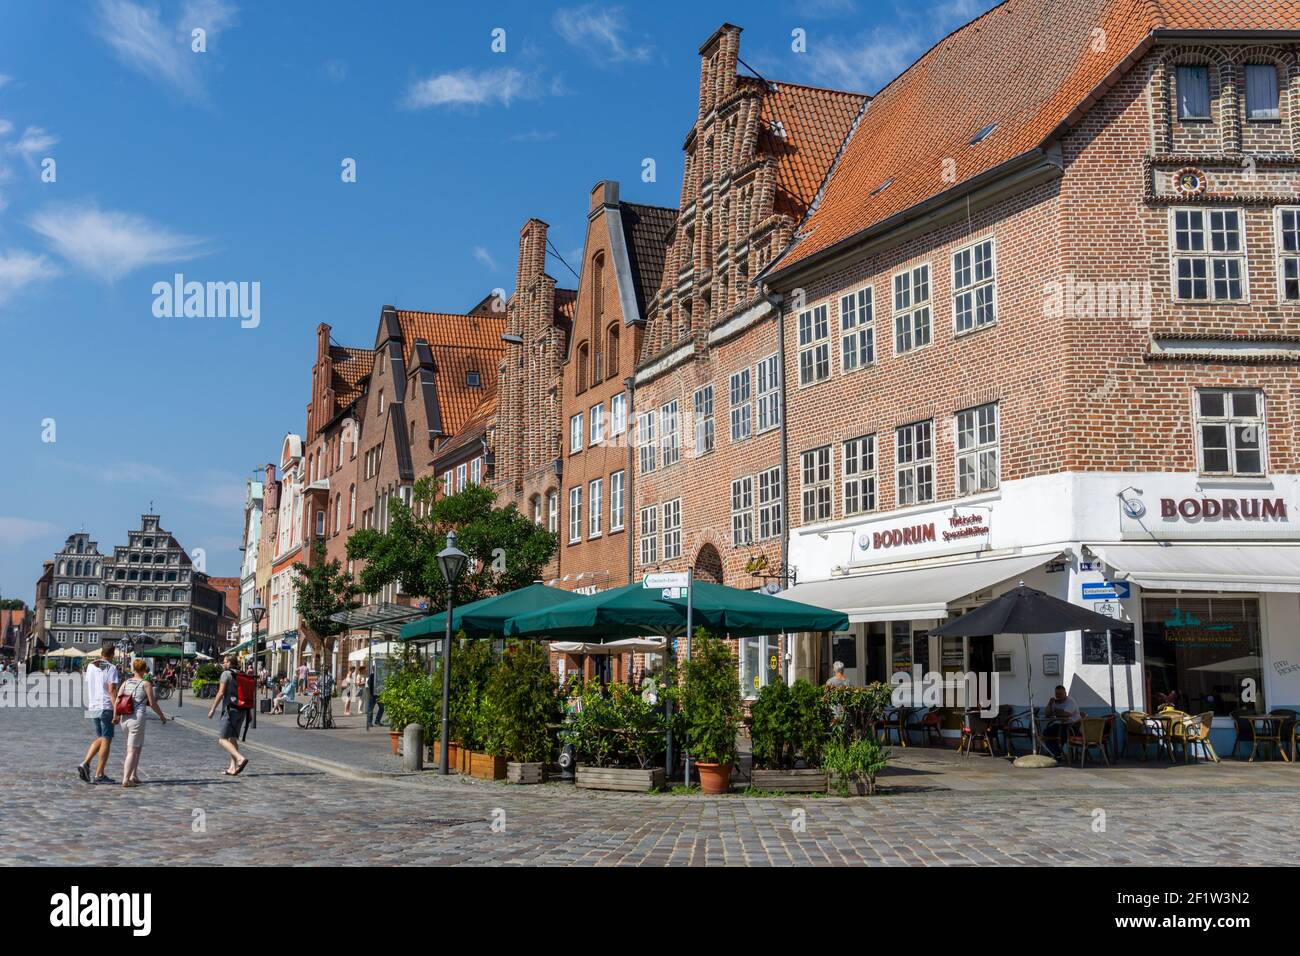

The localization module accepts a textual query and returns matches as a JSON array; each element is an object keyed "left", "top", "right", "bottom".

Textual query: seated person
[
  {"left": 272, "top": 676, "right": 294, "bottom": 714},
  {"left": 825, "top": 661, "right": 850, "bottom": 687},
  {"left": 1040, "top": 685, "right": 1080, "bottom": 758}
]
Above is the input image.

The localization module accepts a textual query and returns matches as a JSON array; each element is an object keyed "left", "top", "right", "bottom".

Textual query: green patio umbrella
[
  {"left": 400, "top": 582, "right": 582, "bottom": 641},
  {"left": 139, "top": 645, "right": 198, "bottom": 659},
  {"left": 663, "top": 581, "right": 849, "bottom": 636},
  {"left": 504, "top": 582, "right": 692, "bottom": 639}
]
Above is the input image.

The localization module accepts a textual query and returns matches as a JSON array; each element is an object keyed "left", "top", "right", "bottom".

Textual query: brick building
[{"left": 766, "top": 0, "right": 1300, "bottom": 745}]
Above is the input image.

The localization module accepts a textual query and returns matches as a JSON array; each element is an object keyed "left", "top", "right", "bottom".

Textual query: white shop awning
[
  {"left": 779, "top": 551, "right": 1058, "bottom": 623},
  {"left": 1091, "top": 543, "right": 1300, "bottom": 593}
]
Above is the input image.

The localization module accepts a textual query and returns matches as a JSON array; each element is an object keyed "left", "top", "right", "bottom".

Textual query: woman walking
[
  {"left": 341, "top": 666, "right": 357, "bottom": 716},
  {"left": 114, "top": 658, "right": 169, "bottom": 787}
]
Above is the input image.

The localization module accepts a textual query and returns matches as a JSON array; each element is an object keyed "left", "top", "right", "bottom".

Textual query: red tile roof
[
  {"left": 769, "top": 0, "right": 1300, "bottom": 277},
  {"left": 331, "top": 346, "right": 373, "bottom": 413},
  {"left": 394, "top": 310, "right": 506, "bottom": 438},
  {"left": 434, "top": 391, "right": 497, "bottom": 464}
]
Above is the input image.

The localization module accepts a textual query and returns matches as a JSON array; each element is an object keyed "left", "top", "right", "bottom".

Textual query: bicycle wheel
[{"left": 297, "top": 700, "right": 314, "bottom": 729}]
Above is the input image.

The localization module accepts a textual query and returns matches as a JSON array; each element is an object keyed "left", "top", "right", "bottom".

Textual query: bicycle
[{"left": 296, "top": 689, "right": 336, "bottom": 729}]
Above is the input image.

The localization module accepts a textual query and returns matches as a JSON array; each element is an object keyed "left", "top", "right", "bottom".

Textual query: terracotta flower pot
[{"left": 695, "top": 761, "right": 732, "bottom": 795}]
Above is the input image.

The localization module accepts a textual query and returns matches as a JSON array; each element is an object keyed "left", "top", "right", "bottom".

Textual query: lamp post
[
  {"left": 250, "top": 600, "right": 265, "bottom": 728},
  {"left": 435, "top": 531, "right": 468, "bottom": 775},
  {"left": 176, "top": 616, "right": 188, "bottom": 707}
]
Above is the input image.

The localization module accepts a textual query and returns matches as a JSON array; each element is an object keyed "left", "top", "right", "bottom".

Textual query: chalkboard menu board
[{"left": 1082, "top": 630, "right": 1136, "bottom": 665}]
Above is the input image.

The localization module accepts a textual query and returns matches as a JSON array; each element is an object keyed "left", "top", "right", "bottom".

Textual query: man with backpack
[{"left": 206, "top": 654, "right": 250, "bottom": 776}]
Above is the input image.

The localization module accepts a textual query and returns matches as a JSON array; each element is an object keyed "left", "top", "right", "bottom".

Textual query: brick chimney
[{"left": 515, "top": 218, "right": 549, "bottom": 291}]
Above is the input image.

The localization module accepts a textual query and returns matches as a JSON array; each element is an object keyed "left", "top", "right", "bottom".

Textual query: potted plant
[
  {"left": 447, "top": 639, "right": 506, "bottom": 780},
  {"left": 748, "top": 678, "right": 831, "bottom": 792},
  {"left": 679, "top": 631, "right": 742, "bottom": 795},
  {"left": 824, "top": 735, "right": 889, "bottom": 796},
  {"left": 486, "top": 642, "right": 561, "bottom": 784},
  {"left": 568, "top": 681, "right": 666, "bottom": 792},
  {"left": 379, "top": 667, "right": 420, "bottom": 755}
]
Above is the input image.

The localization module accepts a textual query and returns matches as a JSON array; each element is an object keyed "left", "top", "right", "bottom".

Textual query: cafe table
[{"left": 1247, "top": 714, "right": 1292, "bottom": 762}]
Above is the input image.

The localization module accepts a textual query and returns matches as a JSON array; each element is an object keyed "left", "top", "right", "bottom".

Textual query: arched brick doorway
[{"left": 693, "top": 543, "right": 723, "bottom": 585}]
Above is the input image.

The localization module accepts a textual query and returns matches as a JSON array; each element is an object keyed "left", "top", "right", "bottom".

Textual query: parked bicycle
[{"left": 296, "top": 688, "right": 335, "bottom": 730}]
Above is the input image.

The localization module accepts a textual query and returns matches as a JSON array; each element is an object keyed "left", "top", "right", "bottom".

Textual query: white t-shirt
[{"left": 84, "top": 661, "right": 120, "bottom": 715}]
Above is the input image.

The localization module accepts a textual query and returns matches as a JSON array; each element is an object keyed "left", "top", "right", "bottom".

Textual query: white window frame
[
  {"left": 758, "top": 467, "right": 783, "bottom": 541},
  {"left": 547, "top": 491, "right": 559, "bottom": 535},
  {"left": 611, "top": 392, "right": 628, "bottom": 436},
  {"left": 570, "top": 412, "right": 584, "bottom": 454},
  {"left": 590, "top": 402, "right": 605, "bottom": 445},
  {"left": 801, "top": 446, "right": 833, "bottom": 524},
  {"left": 1275, "top": 206, "right": 1300, "bottom": 303},
  {"left": 470, "top": 457, "right": 482, "bottom": 485},
  {"left": 637, "top": 411, "right": 657, "bottom": 474},
  {"left": 639, "top": 505, "right": 658, "bottom": 565},
  {"left": 1194, "top": 389, "right": 1267, "bottom": 477},
  {"left": 662, "top": 498, "right": 682, "bottom": 560},
  {"left": 839, "top": 286, "right": 875, "bottom": 372},
  {"left": 568, "top": 486, "right": 583, "bottom": 543},
  {"left": 661, "top": 400, "right": 680, "bottom": 467},
  {"left": 843, "top": 434, "right": 877, "bottom": 516},
  {"left": 731, "top": 476, "right": 754, "bottom": 547},
  {"left": 892, "top": 263, "right": 932, "bottom": 354},
  {"left": 896, "top": 420, "right": 935, "bottom": 506},
  {"left": 952, "top": 237, "right": 996, "bottom": 335},
  {"left": 955, "top": 403, "right": 1000, "bottom": 496},
  {"left": 756, "top": 354, "right": 781, "bottom": 433},
  {"left": 693, "top": 385, "right": 715, "bottom": 457},
  {"left": 610, "top": 470, "right": 625, "bottom": 531},
  {"left": 1170, "top": 207, "right": 1249, "bottom": 302},
  {"left": 729, "top": 369, "right": 752, "bottom": 442},
  {"left": 442, "top": 470, "right": 452, "bottom": 497},
  {"left": 797, "top": 303, "right": 831, "bottom": 386},
  {"left": 588, "top": 478, "right": 603, "bottom": 538},
  {"left": 455, "top": 464, "right": 467, "bottom": 491}
]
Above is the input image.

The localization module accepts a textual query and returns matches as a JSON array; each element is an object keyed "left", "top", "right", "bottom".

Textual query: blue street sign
[{"left": 1082, "top": 581, "right": 1131, "bottom": 601}]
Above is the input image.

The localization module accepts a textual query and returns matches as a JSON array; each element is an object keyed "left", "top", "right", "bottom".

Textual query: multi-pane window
[
  {"left": 455, "top": 464, "right": 467, "bottom": 492},
  {"left": 470, "top": 457, "right": 482, "bottom": 485},
  {"left": 840, "top": 287, "right": 874, "bottom": 371},
  {"left": 1177, "top": 65, "right": 1210, "bottom": 119},
  {"left": 1172, "top": 208, "right": 1246, "bottom": 301},
  {"left": 953, "top": 239, "right": 996, "bottom": 333},
  {"left": 729, "top": 369, "right": 752, "bottom": 442},
  {"left": 893, "top": 264, "right": 931, "bottom": 353},
  {"left": 800, "top": 446, "right": 833, "bottom": 523},
  {"left": 568, "top": 487, "right": 583, "bottom": 543},
  {"left": 896, "top": 420, "right": 934, "bottom": 506},
  {"left": 547, "top": 491, "right": 559, "bottom": 535},
  {"left": 1277, "top": 208, "right": 1299, "bottom": 301},
  {"left": 731, "top": 477, "right": 754, "bottom": 546},
  {"left": 637, "top": 412, "right": 657, "bottom": 474},
  {"left": 662, "top": 499, "right": 682, "bottom": 560},
  {"left": 693, "top": 385, "right": 715, "bottom": 457},
  {"left": 590, "top": 402, "right": 605, "bottom": 445},
  {"left": 638, "top": 506, "right": 658, "bottom": 565},
  {"left": 758, "top": 467, "right": 783, "bottom": 540},
  {"left": 843, "top": 435, "right": 877, "bottom": 516},
  {"left": 589, "top": 478, "right": 603, "bottom": 537},
  {"left": 797, "top": 303, "right": 831, "bottom": 385},
  {"left": 610, "top": 470, "right": 625, "bottom": 531},
  {"left": 570, "top": 413, "right": 584, "bottom": 454},
  {"left": 1196, "top": 389, "right": 1265, "bottom": 476},
  {"left": 757, "top": 354, "right": 781, "bottom": 432},
  {"left": 661, "top": 400, "right": 680, "bottom": 467},
  {"left": 1245, "top": 64, "right": 1281, "bottom": 121},
  {"left": 611, "top": 393, "right": 628, "bottom": 436},
  {"left": 955, "top": 403, "right": 999, "bottom": 495}
]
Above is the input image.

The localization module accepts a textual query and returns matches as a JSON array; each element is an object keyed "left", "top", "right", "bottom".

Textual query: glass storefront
[
  {"left": 740, "top": 634, "right": 782, "bottom": 699},
  {"left": 1142, "top": 594, "right": 1264, "bottom": 716}
]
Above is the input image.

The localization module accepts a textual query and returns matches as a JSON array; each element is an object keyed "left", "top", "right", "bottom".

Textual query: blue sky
[{"left": 0, "top": 0, "right": 995, "bottom": 603}]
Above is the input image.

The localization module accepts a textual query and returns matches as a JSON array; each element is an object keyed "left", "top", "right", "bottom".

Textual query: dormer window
[
  {"left": 969, "top": 123, "right": 997, "bottom": 145},
  {"left": 1177, "top": 66, "right": 1211, "bottom": 120},
  {"left": 870, "top": 178, "right": 893, "bottom": 196},
  {"left": 466, "top": 370, "right": 481, "bottom": 387},
  {"left": 770, "top": 119, "right": 787, "bottom": 139}
]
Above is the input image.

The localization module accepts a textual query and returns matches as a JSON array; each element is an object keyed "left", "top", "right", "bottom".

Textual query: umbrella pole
[
  {"left": 683, "top": 568, "right": 693, "bottom": 787},
  {"left": 1025, "top": 633, "right": 1038, "bottom": 756}
]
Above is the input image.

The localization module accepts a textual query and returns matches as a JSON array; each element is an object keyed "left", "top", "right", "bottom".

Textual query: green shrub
[
  {"left": 484, "top": 642, "right": 562, "bottom": 763},
  {"left": 195, "top": 662, "right": 224, "bottom": 683},
  {"left": 749, "top": 678, "right": 831, "bottom": 769},
  {"left": 380, "top": 666, "right": 439, "bottom": 736},
  {"left": 824, "top": 735, "right": 889, "bottom": 796},
  {"left": 678, "top": 630, "right": 742, "bottom": 765},
  {"left": 560, "top": 680, "right": 665, "bottom": 769},
  {"left": 825, "top": 682, "right": 893, "bottom": 741}
]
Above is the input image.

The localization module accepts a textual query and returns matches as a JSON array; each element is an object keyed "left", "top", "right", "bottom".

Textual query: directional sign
[
  {"left": 1081, "top": 581, "right": 1131, "bottom": 601},
  {"left": 644, "top": 572, "right": 689, "bottom": 589},
  {"left": 183, "top": 642, "right": 196, "bottom": 655}
]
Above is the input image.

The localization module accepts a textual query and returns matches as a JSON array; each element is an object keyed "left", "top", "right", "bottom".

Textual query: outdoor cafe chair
[
  {"left": 1271, "top": 709, "right": 1298, "bottom": 762},
  {"left": 877, "top": 706, "right": 910, "bottom": 747},
  {"left": 1244, "top": 713, "right": 1291, "bottom": 762},
  {"left": 1121, "top": 710, "right": 1157, "bottom": 760},
  {"left": 1065, "top": 716, "right": 1110, "bottom": 767},
  {"left": 993, "top": 705, "right": 1033, "bottom": 756},
  {"left": 956, "top": 709, "right": 999, "bottom": 758},
  {"left": 1177, "top": 712, "right": 1219, "bottom": 764},
  {"left": 1230, "top": 708, "right": 1258, "bottom": 759},
  {"left": 905, "top": 707, "right": 945, "bottom": 747}
]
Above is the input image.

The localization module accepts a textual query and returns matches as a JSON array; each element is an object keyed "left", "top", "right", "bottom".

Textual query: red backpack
[{"left": 234, "top": 671, "right": 256, "bottom": 710}]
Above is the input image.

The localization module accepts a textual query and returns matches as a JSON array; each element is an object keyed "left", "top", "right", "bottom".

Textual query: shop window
[
  {"left": 843, "top": 434, "right": 876, "bottom": 516},
  {"left": 893, "top": 264, "right": 931, "bottom": 354},
  {"left": 1171, "top": 208, "right": 1245, "bottom": 301},
  {"left": 955, "top": 403, "right": 999, "bottom": 495},
  {"left": 1276, "top": 207, "right": 1299, "bottom": 301},
  {"left": 740, "top": 635, "right": 782, "bottom": 700},
  {"left": 797, "top": 303, "right": 830, "bottom": 386},
  {"left": 1142, "top": 596, "right": 1263, "bottom": 716},
  {"left": 895, "top": 420, "right": 934, "bottom": 506},
  {"left": 1196, "top": 389, "right": 1265, "bottom": 476},
  {"left": 801, "top": 446, "right": 833, "bottom": 523},
  {"left": 693, "top": 385, "right": 714, "bottom": 456},
  {"left": 840, "top": 286, "right": 874, "bottom": 372},
  {"left": 890, "top": 622, "right": 931, "bottom": 699}
]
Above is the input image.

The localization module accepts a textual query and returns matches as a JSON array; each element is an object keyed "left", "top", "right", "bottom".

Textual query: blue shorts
[{"left": 90, "top": 709, "right": 115, "bottom": 740}]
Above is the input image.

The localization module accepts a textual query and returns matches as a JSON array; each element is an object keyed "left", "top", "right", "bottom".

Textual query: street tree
[{"left": 292, "top": 542, "right": 360, "bottom": 666}]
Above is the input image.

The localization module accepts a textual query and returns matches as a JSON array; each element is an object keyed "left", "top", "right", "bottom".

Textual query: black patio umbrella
[{"left": 931, "top": 582, "right": 1132, "bottom": 763}]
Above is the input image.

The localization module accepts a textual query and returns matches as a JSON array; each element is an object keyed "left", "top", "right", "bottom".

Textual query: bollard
[{"left": 403, "top": 723, "right": 424, "bottom": 772}]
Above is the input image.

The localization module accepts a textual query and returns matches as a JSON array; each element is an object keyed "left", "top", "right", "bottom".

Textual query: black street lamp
[
  {"left": 250, "top": 600, "right": 266, "bottom": 729},
  {"left": 176, "top": 615, "right": 189, "bottom": 708},
  {"left": 435, "top": 531, "right": 467, "bottom": 775}
]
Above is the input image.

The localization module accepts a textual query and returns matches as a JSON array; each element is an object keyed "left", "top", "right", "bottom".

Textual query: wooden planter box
[
  {"left": 576, "top": 765, "right": 665, "bottom": 793},
  {"left": 750, "top": 768, "right": 829, "bottom": 793},
  {"left": 829, "top": 772, "right": 878, "bottom": 796},
  {"left": 469, "top": 751, "right": 507, "bottom": 781},
  {"left": 507, "top": 761, "right": 545, "bottom": 785},
  {"left": 459, "top": 746, "right": 472, "bottom": 774}
]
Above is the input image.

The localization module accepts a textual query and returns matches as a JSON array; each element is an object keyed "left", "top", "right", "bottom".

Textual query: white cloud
[
  {"left": 403, "top": 67, "right": 545, "bottom": 109},
  {"left": 0, "top": 516, "right": 56, "bottom": 545},
  {"left": 553, "top": 5, "right": 651, "bottom": 64},
  {"left": 0, "top": 119, "right": 12, "bottom": 137},
  {"left": 28, "top": 203, "right": 209, "bottom": 281},
  {"left": 94, "top": 0, "right": 237, "bottom": 99},
  {"left": 472, "top": 246, "right": 499, "bottom": 271},
  {"left": 7, "top": 125, "right": 57, "bottom": 165},
  {"left": 0, "top": 249, "right": 58, "bottom": 302},
  {"left": 0, "top": 75, "right": 12, "bottom": 90},
  {"left": 324, "top": 59, "right": 347, "bottom": 83}
]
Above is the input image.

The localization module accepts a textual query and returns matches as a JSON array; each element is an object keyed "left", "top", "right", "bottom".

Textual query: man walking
[
  {"left": 207, "top": 655, "right": 249, "bottom": 776},
  {"left": 78, "top": 645, "right": 119, "bottom": 784}
]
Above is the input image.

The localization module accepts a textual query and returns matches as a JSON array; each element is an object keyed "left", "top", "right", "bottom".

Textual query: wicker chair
[
  {"left": 1229, "top": 708, "right": 1257, "bottom": 759},
  {"left": 1121, "top": 710, "right": 1156, "bottom": 760},
  {"left": 1272, "top": 709, "right": 1298, "bottom": 762},
  {"left": 1065, "top": 716, "right": 1110, "bottom": 767},
  {"left": 957, "top": 710, "right": 1000, "bottom": 757},
  {"left": 1177, "top": 711, "right": 1219, "bottom": 763}
]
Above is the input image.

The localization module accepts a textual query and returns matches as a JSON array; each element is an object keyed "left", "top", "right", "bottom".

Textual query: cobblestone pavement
[{"left": 3, "top": 702, "right": 1299, "bottom": 866}]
